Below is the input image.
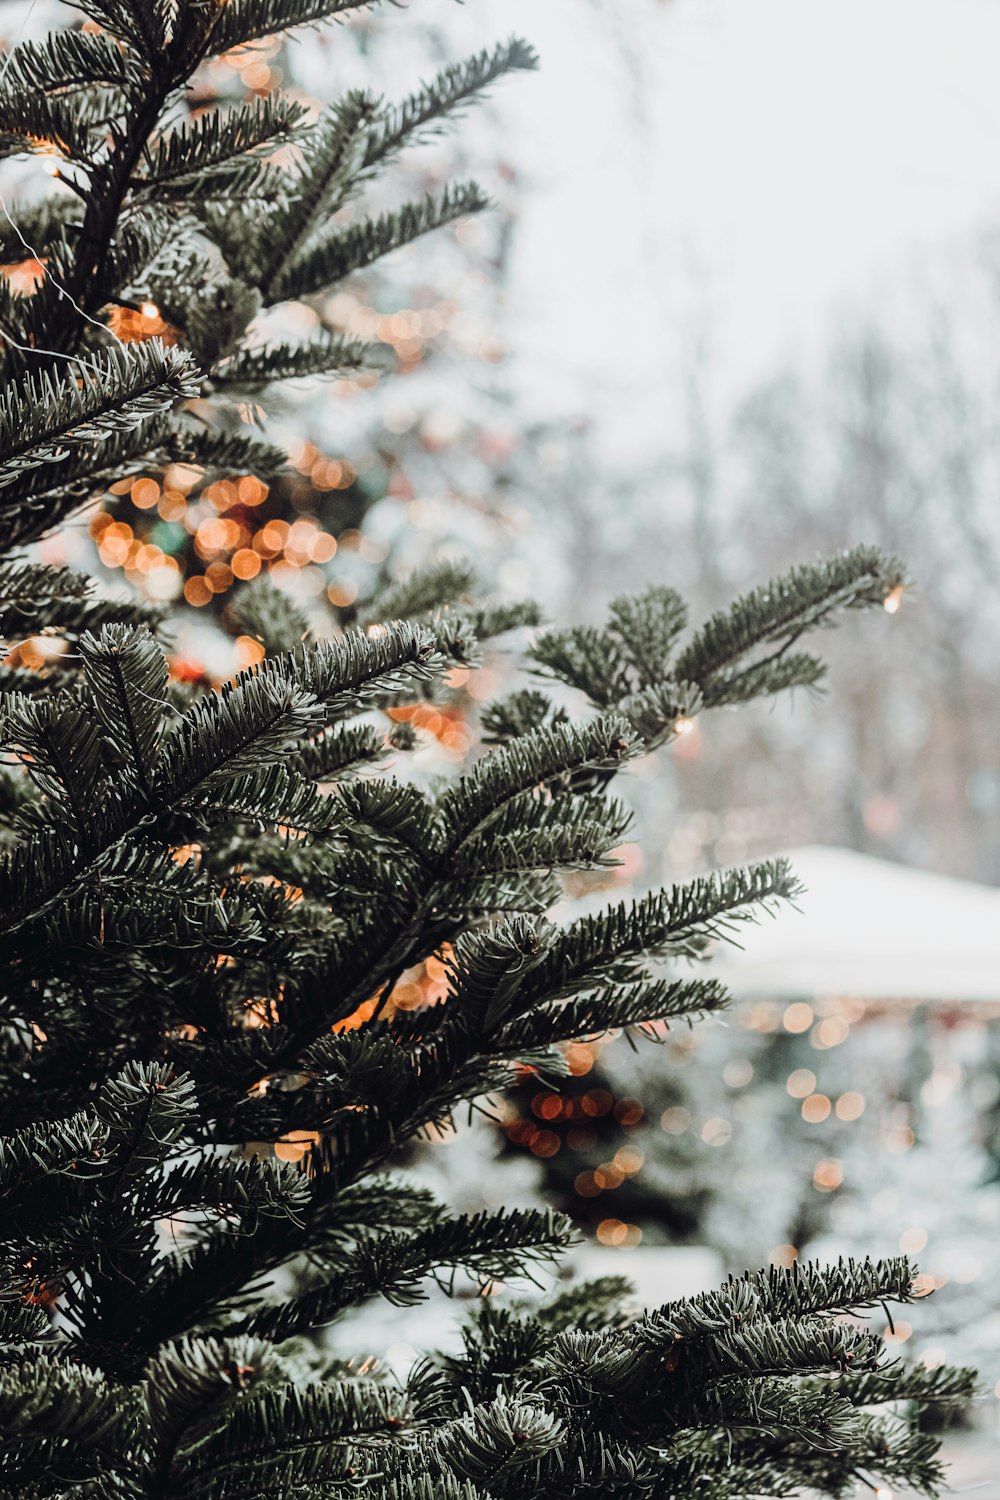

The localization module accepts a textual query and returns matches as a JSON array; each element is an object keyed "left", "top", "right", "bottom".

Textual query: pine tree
[{"left": 0, "top": 4, "right": 976, "bottom": 1496}]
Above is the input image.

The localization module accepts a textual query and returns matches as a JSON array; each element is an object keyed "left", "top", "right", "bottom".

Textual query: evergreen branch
[
  {"left": 268, "top": 183, "right": 490, "bottom": 304},
  {"left": 0, "top": 29, "right": 139, "bottom": 98},
  {"left": 481, "top": 691, "right": 570, "bottom": 746},
  {"left": 260, "top": 623, "right": 445, "bottom": 720},
  {"left": 466, "top": 600, "right": 543, "bottom": 640},
  {"left": 212, "top": 329, "right": 367, "bottom": 391},
  {"left": 362, "top": 39, "right": 539, "bottom": 174},
  {"left": 94, "top": 1061, "right": 196, "bottom": 1191},
  {"left": 334, "top": 778, "right": 436, "bottom": 855},
  {"left": 449, "top": 791, "right": 633, "bottom": 878},
  {"left": 639, "top": 1257, "right": 916, "bottom": 1354},
  {"left": 0, "top": 1108, "right": 109, "bottom": 1203},
  {"left": 157, "top": 672, "right": 322, "bottom": 801},
  {"left": 8, "top": 845, "right": 288, "bottom": 964},
  {"left": 438, "top": 917, "right": 556, "bottom": 1037},
  {"left": 520, "top": 859, "right": 802, "bottom": 1005},
  {"left": 144, "top": 1332, "right": 282, "bottom": 1496},
  {"left": 0, "top": 632, "right": 442, "bottom": 947},
  {"left": 165, "top": 425, "right": 288, "bottom": 478},
  {"left": 359, "top": 560, "right": 476, "bottom": 626},
  {"left": 168, "top": 1375, "right": 411, "bottom": 1495},
  {"left": 291, "top": 722, "right": 402, "bottom": 782},
  {"left": 231, "top": 1208, "right": 575, "bottom": 1342},
  {"left": 79, "top": 625, "right": 168, "bottom": 798},
  {"left": 256, "top": 89, "right": 377, "bottom": 296},
  {"left": 140, "top": 95, "right": 308, "bottom": 191},
  {"left": 0, "top": 1357, "right": 125, "bottom": 1462},
  {"left": 0, "top": 341, "right": 199, "bottom": 491},
  {"left": 71, "top": 0, "right": 171, "bottom": 57},
  {"left": 0, "top": 563, "right": 156, "bottom": 643},
  {"left": 606, "top": 586, "right": 689, "bottom": 685},
  {"left": 494, "top": 976, "right": 730, "bottom": 1052},
  {"left": 438, "top": 1397, "right": 564, "bottom": 1486},
  {"left": 193, "top": 763, "right": 338, "bottom": 834},
  {"left": 0, "top": 417, "right": 175, "bottom": 555},
  {"left": 530, "top": 624, "right": 633, "bottom": 707},
  {"left": 673, "top": 546, "right": 905, "bottom": 704},
  {"left": 230, "top": 577, "right": 310, "bottom": 656},
  {"left": 818, "top": 1361, "right": 979, "bottom": 1407},
  {"left": 436, "top": 717, "right": 643, "bottom": 851},
  {"left": 203, "top": 0, "right": 388, "bottom": 56},
  {"left": 156, "top": 1152, "right": 310, "bottom": 1223},
  {"left": 0, "top": 87, "right": 111, "bottom": 163},
  {"left": 0, "top": 693, "right": 110, "bottom": 839}
]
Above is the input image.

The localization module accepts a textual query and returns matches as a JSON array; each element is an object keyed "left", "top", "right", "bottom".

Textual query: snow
[{"left": 708, "top": 845, "right": 1000, "bottom": 1002}]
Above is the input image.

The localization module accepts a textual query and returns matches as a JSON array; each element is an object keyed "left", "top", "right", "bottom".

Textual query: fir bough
[{"left": 0, "top": 3, "right": 975, "bottom": 1497}]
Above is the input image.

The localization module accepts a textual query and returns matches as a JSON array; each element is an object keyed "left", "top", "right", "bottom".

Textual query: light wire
[{"left": 0, "top": 0, "right": 129, "bottom": 373}]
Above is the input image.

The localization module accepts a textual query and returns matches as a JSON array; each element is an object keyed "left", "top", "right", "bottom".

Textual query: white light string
[{"left": 0, "top": 0, "right": 129, "bottom": 373}]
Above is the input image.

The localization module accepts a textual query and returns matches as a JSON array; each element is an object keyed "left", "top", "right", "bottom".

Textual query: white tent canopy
[{"left": 707, "top": 846, "right": 1000, "bottom": 1004}]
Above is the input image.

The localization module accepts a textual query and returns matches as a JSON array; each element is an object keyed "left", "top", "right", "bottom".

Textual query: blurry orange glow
[
  {"left": 2, "top": 256, "right": 46, "bottom": 294},
  {"left": 812, "top": 1157, "right": 843, "bottom": 1192},
  {"left": 580, "top": 1089, "right": 613, "bottom": 1118},
  {"left": 613, "top": 1097, "right": 644, "bottom": 1126},
  {"left": 884, "top": 1319, "right": 912, "bottom": 1344},
  {"left": 184, "top": 577, "right": 212, "bottom": 608},
  {"left": 131, "top": 477, "right": 160, "bottom": 509},
  {"left": 274, "top": 1130, "right": 319, "bottom": 1163},
  {"left": 786, "top": 1069, "right": 816, "bottom": 1099},
  {"left": 327, "top": 581, "right": 359, "bottom": 607},
  {"left": 107, "top": 303, "right": 176, "bottom": 344},
  {"left": 238, "top": 475, "right": 269, "bottom": 505},
  {"left": 530, "top": 1130, "right": 560, "bottom": 1158},
  {"left": 594, "top": 1162, "right": 624, "bottom": 1190},
  {"left": 333, "top": 997, "right": 378, "bottom": 1034},
  {"left": 310, "top": 532, "right": 337, "bottom": 562},
  {"left": 566, "top": 1043, "right": 595, "bottom": 1075},
  {"left": 812, "top": 1015, "right": 850, "bottom": 1048},
  {"left": 232, "top": 548, "right": 262, "bottom": 580},
  {"left": 532, "top": 1093, "right": 563, "bottom": 1121},
  {"left": 388, "top": 700, "right": 471, "bottom": 755},
  {"left": 234, "top": 635, "right": 266, "bottom": 670},
  {"left": 783, "top": 1002, "right": 814, "bottom": 1034},
  {"left": 205, "top": 562, "right": 234, "bottom": 593},
  {"left": 596, "top": 1219, "right": 641, "bottom": 1247},
  {"left": 158, "top": 489, "right": 188, "bottom": 521}
]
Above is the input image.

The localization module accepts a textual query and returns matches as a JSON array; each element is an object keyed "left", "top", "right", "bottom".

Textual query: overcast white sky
[{"left": 429, "top": 0, "right": 1000, "bottom": 450}]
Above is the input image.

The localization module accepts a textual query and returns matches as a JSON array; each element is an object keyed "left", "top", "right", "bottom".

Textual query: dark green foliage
[
  {"left": 0, "top": 342, "right": 198, "bottom": 493},
  {"left": 0, "top": 4, "right": 969, "bottom": 1498},
  {"left": 0, "top": 0, "right": 535, "bottom": 550},
  {"left": 0, "top": 540, "right": 967, "bottom": 1497}
]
